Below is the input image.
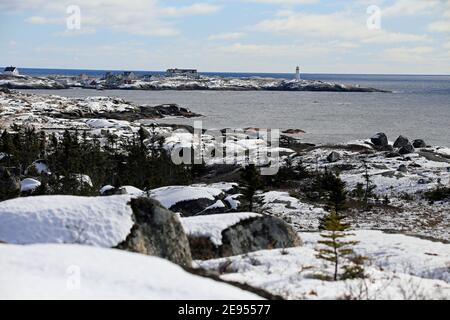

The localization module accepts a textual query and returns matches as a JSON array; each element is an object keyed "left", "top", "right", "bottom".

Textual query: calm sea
[{"left": 16, "top": 68, "right": 450, "bottom": 147}]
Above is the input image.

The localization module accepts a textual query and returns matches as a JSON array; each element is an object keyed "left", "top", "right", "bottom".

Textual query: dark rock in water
[
  {"left": 327, "top": 151, "right": 341, "bottom": 163},
  {"left": 0, "top": 167, "right": 21, "bottom": 201},
  {"left": 187, "top": 215, "right": 302, "bottom": 260},
  {"left": 282, "top": 129, "right": 306, "bottom": 135},
  {"left": 412, "top": 139, "right": 427, "bottom": 148},
  {"left": 386, "top": 152, "right": 401, "bottom": 158},
  {"left": 398, "top": 143, "right": 415, "bottom": 155},
  {"left": 117, "top": 198, "right": 192, "bottom": 267},
  {"left": 398, "top": 164, "right": 408, "bottom": 173},
  {"left": 393, "top": 135, "right": 409, "bottom": 148},
  {"left": 371, "top": 133, "right": 388, "bottom": 149}
]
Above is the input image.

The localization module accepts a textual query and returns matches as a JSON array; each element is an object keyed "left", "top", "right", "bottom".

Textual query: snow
[
  {"left": 0, "top": 244, "right": 263, "bottom": 300},
  {"left": 257, "top": 191, "right": 327, "bottom": 231},
  {"left": 149, "top": 185, "right": 224, "bottom": 209},
  {"left": 29, "top": 160, "right": 50, "bottom": 174},
  {"left": 99, "top": 185, "right": 115, "bottom": 194},
  {"left": 0, "top": 195, "right": 133, "bottom": 247},
  {"left": 198, "top": 230, "right": 450, "bottom": 300},
  {"left": 436, "top": 147, "right": 450, "bottom": 157},
  {"left": 201, "top": 200, "right": 226, "bottom": 212},
  {"left": 122, "top": 185, "right": 144, "bottom": 197},
  {"left": 181, "top": 212, "right": 261, "bottom": 246},
  {"left": 225, "top": 194, "right": 241, "bottom": 210},
  {"left": 86, "top": 119, "right": 119, "bottom": 129},
  {"left": 20, "top": 178, "right": 41, "bottom": 192},
  {"left": 192, "top": 182, "right": 238, "bottom": 193}
]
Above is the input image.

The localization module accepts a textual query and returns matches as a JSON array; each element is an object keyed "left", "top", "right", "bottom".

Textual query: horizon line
[{"left": 2, "top": 66, "right": 450, "bottom": 77}]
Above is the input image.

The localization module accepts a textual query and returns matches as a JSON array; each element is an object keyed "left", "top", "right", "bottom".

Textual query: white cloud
[
  {"left": 25, "top": 16, "right": 50, "bottom": 24},
  {"left": 244, "top": 0, "right": 319, "bottom": 4},
  {"left": 208, "top": 32, "right": 246, "bottom": 41},
  {"left": 382, "top": 0, "right": 441, "bottom": 17},
  {"left": 9, "top": 0, "right": 221, "bottom": 37},
  {"left": 252, "top": 11, "right": 428, "bottom": 44},
  {"left": 429, "top": 20, "right": 450, "bottom": 33},
  {"left": 383, "top": 46, "right": 435, "bottom": 60},
  {"left": 162, "top": 3, "right": 221, "bottom": 16}
]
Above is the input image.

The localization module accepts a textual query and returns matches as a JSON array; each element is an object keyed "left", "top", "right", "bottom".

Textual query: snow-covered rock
[
  {"left": 0, "top": 244, "right": 263, "bottom": 300},
  {"left": 149, "top": 185, "right": 225, "bottom": 216},
  {"left": 181, "top": 212, "right": 302, "bottom": 260},
  {"left": 0, "top": 195, "right": 133, "bottom": 246},
  {"left": 26, "top": 160, "right": 50, "bottom": 175},
  {"left": 182, "top": 212, "right": 261, "bottom": 246},
  {"left": 20, "top": 178, "right": 41, "bottom": 192}
]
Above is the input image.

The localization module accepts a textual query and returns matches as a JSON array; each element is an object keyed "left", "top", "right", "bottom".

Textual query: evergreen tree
[
  {"left": 316, "top": 210, "right": 361, "bottom": 281},
  {"left": 240, "top": 164, "right": 263, "bottom": 212},
  {"left": 362, "top": 160, "right": 376, "bottom": 211}
]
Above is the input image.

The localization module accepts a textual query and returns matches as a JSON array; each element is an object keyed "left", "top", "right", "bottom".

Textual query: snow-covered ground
[
  {"left": 0, "top": 244, "right": 263, "bottom": 300},
  {"left": 0, "top": 195, "right": 133, "bottom": 247},
  {"left": 198, "top": 230, "right": 450, "bottom": 300}
]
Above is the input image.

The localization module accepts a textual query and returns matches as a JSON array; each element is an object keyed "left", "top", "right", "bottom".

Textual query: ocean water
[{"left": 17, "top": 68, "right": 450, "bottom": 146}]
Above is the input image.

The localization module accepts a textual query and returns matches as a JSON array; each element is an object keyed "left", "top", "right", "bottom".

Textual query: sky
[{"left": 1, "top": 0, "right": 450, "bottom": 74}]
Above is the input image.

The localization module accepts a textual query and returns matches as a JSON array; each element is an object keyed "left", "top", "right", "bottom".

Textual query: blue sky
[{"left": 1, "top": 0, "right": 450, "bottom": 74}]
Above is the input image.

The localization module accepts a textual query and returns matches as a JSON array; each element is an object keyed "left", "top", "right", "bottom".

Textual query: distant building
[
  {"left": 122, "top": 71, "right": 137, "bottom": 84},
  {"left": 295, "top": 66, "right": 301, "bottom": 81},
  {"left": 166, "top": 68, "right": 198, "bottom": 78},
  {"left": 3, "top": 66, "right": 19, "bottom": 76}
]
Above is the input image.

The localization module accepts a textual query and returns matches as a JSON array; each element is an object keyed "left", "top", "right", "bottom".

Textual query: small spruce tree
[
  {"left": 362, "top": 160, "right": 376, "bottom": 211},
  {"left": 316, "top": 210, "right": 362, "bottom": 281},
  {"left": 240, "top": 164, "right": 263, "bottom": 212}
]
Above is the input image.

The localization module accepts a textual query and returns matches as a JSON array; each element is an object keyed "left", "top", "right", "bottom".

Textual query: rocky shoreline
[
  {"left": 0, "top": 88, "right": 201, "bottom": 129},
  {"left": 0, "top": 74, "right": 388, "bottom": 92}
]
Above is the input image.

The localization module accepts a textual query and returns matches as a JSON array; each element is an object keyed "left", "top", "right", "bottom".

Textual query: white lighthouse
[{"left": 295, "top": 66, "right": 301, "bottom": 81}]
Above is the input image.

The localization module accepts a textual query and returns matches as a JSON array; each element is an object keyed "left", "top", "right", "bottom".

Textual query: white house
[{"left": 3, "top": 66, "right": 19, "bottom": 76}]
